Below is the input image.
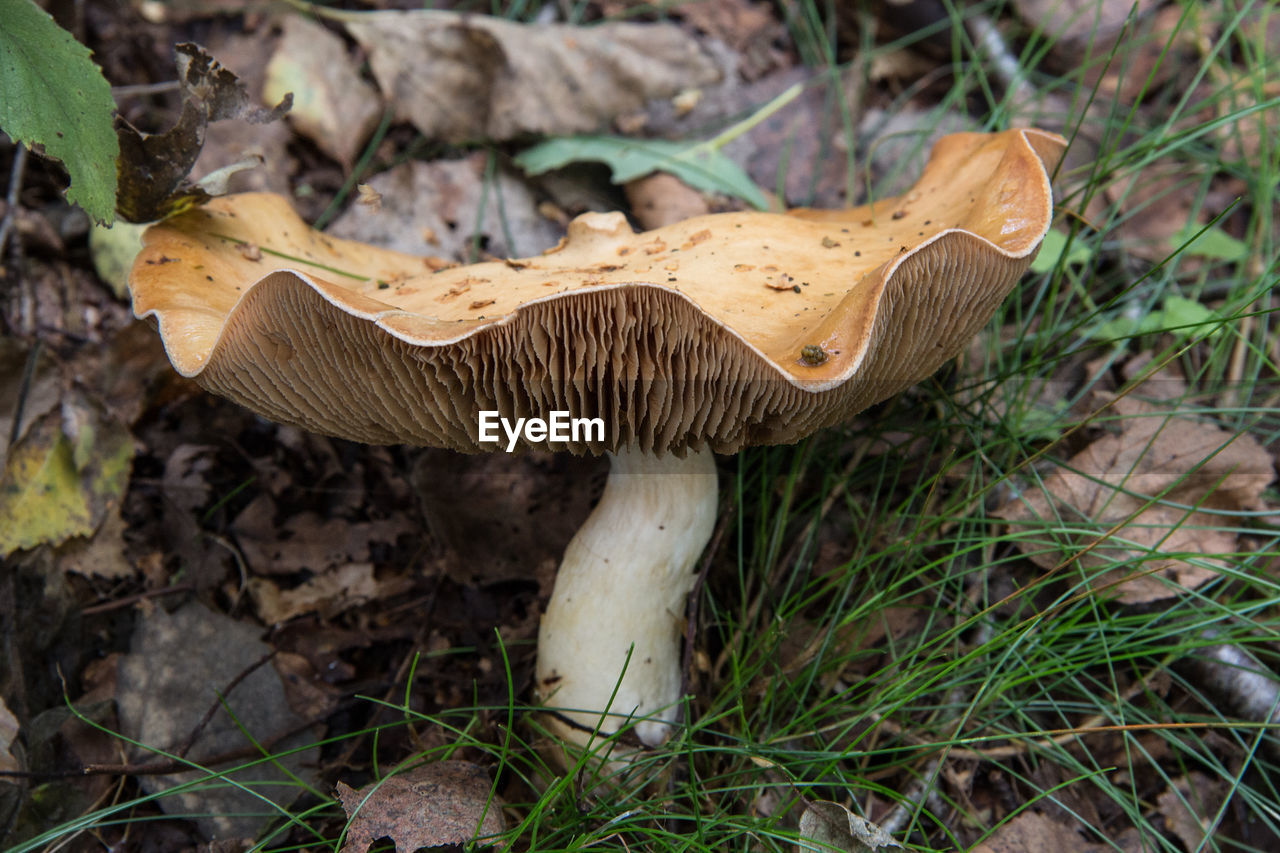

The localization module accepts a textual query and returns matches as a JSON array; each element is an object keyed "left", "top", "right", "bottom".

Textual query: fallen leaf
[
  {"left": 0, "top": 395, "right": 134, "bottom": 558},
  {"left": 115, "top": 42, "right": 291, "bottom": 223},
  {"left": 233, "top": 496, "right": 413, "bottom": 576},
  {"left": 1157, "top": 772, "right": 1225, "bottom": 849},
  {"left": 55, "top": 504, "right": 134, "bottom": 579},
  {"left": 327, "top": 155, "right": 563, "bottom": 262},
  {"left": 997, "top": 397, "right": 1274, "bottom": 603},
  {"left": 249, "top": 562, "right": 414, "bottom": 624},
  {"left": 0, "top": 696, "right": 19, "bottom": 774},
  {"left": 342, "top": 10, "right": 720, "bottom": 142},
  {"left": 264, "top": 15, "right": 383, "bottom": 169},
  {"left": 0, "top": 338, "right": 60, "bottom": 471},
  {"left": 337, "top": 761, "right": 506, "bottom": 852},
  {"left": 972, "top": 810, "right": 1110, "bottom": 852},
  {"left": 796, "top": 800, "right": 900, "bottom": 852},
  {"left": 625, "top": 172, "right": 711, "bottom": 230}
]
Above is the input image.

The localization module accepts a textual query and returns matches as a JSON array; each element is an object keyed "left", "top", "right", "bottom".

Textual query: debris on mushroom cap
[{"left": 130, "top": 129, "right": 1066, "bottom": 455}]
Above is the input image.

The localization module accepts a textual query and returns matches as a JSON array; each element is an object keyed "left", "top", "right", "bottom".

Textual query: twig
[
  {"left": 80, "top": 583, "right": 195, "bottom": 616},
  {"left": 112, "top": 81, "right": 180, "bottom": 98},
  {"left": 5, "top": 338, "right": 40, "bottom": 454},
  {"left": 172, "top": 651, "right": 277, "bottom": 759},
  {"left": 0, "top": 144, "right": 28, "bottom": 261}
]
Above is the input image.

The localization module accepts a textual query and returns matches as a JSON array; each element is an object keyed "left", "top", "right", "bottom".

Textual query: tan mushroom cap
[{"left": 130, "top": 128, "right": 1066, "bottom": 455}]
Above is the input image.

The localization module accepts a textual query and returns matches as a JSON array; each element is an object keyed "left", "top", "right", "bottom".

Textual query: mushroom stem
[{"left": 536, "top": 447, "right": 718, "bottom": 749}]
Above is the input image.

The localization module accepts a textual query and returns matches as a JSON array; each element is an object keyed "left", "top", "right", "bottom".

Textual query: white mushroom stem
[{"left": 536, "top": 447, "right": 718, "bottom": 749}]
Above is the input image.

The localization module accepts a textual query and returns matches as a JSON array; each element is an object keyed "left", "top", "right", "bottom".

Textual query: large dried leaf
[
  {"left": 337, "top": 761, "right": 505, "bottom": 852},
  {"left": 342, "top": 9, "right": 721, "bottom": 142},
  {"left": 130, "top": 130, "right": 1064, "bottom": 455},
  {"left": 997, "top": 396, "right": 1274, "bottom": 603}
]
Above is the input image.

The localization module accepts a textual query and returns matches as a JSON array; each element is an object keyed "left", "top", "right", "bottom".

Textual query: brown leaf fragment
[
  {"left": 997, "top": 398, "right": 1274, "bottom": 604},
  {"left": 343, "top": 10, "right": 720, "bottom": 142},
  {"left": 337, "top": 761, "right": 506, "bottom": 852},
  {"left": 249, "top": 562, "right": 414, "bottom": 624},
  {"left": 327, "top": 156, "right": 561, "bottom": 261},
  {"left": 624, "top": 172, "right": 710, "bottom": 230},
  {"left": 232, "top": 497, "right": 414, "bottom": 576},
  {"left": 972, "top": 810, "right": 1113, "bottom": 853},
  {"left": 264, "top": 15, "right": 384, "bottom": 169},
  {"left": 115, "top": 43, "right": 292, "bottom": 223},
  {"left": 1157, "top": 772, "right": 1226, "bottom": 849},
  {"left": 796, "top": 800, "right": 900, "bottom": 852}
]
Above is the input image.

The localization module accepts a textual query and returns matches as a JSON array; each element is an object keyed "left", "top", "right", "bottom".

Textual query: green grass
[{"left": 15, "top": 0, "right": 1280, "bottom": 850}]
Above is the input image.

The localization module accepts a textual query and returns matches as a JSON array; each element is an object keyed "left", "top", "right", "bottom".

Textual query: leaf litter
[
  {"left": 338, "top": 8, "right": 722, "bottom": 142},
  {"left": 3, "top": 0, "right": 1280, "bottom": 849},
  {"left": 996, "top": 375, "right": 1273, "bottom": 605}
]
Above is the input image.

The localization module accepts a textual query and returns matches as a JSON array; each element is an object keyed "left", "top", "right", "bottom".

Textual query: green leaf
[
  {"left": 1093, "top": 295, "right": 1223, "bottom": 343},
  {"left": 1172, "top": 224, "right": 1248, "bottom": 261},
  {"left": 0, "top": 0, "right": 119, "bottom": 224},
  {"left": 1030, "top": 227, "right": 1093, "bottom": 273},
  {"left": 515, "top": 135, "right": 770, "bottom": 210}
]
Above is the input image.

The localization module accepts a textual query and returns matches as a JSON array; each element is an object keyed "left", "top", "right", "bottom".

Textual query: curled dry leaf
[
  {"left": 129, "top": 129, "right": 1066, "bottom": 456},
  {"left": 337, "top": 761, "right": 505, "bottom": 852},
  {"left": 796, "top": 800, "right": 901, "bottom": 852},
  {"left": 115, "top": 43, "right": 292, "bottom": 223},
  {"left": 341, "top": 9, "right": 721, "bottom": 142},
  {"left": 997, "top": 395, "right": 1274, "bottom": 604}
]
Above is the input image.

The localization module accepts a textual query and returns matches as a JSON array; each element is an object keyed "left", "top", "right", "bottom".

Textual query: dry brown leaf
[
  {"left": 1156, "top": 772, "right": 1226, "bottom": 849},
  {"left": 55, "top": 505, "right": 134, "bottom": 579},
  {"left": 249, "top": 562, "right": 413, "bottom": 624},
  {"left": 233, "top": 496, "right": 413, "bottom": 576},
  {"left": 0, "top": 696, "right": 19, "bottom": 774},
  {"left": 264, "top": 15, "right": 383, "bottom": 170},
  {"left": 625, "top": 172, "right": 710, "bottom": 230},
  {"left": 972, "top": 810, "right": 1109, "bottom": 853},
  {"left": 997, "top": 397, "right": 1274, "bottom": 604},
  {"left": 1104, "top": 161, "right": 1207, "bottom": 261},
  {"left": 337, "top": 761, "right": 506, "bottom": 852},
  {"left": 342, "top": 10, "right": 721, "bottom": 142},
  {"left": 1010, "top": 0, "right": 1159, "bottom": 48},
  {"left": 327, "top": 155, "right": 562, "bottom": 261},
  {"left": 796, "top": 800, "right": 900, "bottom": 852}
]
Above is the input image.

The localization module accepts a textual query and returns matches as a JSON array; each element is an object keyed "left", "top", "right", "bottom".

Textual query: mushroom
[{"left": 129, "top": 128, "right": 1066, "bottom": 757}]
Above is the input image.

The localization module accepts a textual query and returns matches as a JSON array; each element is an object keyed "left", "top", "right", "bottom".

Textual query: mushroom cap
[{"left": 130, "top": 128, "right": 1066, "bottom": 455}]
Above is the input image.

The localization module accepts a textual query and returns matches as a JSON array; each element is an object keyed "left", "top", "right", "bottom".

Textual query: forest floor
[{"left": 2, "top": 0, "right": 1279, "bottom": 851}]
